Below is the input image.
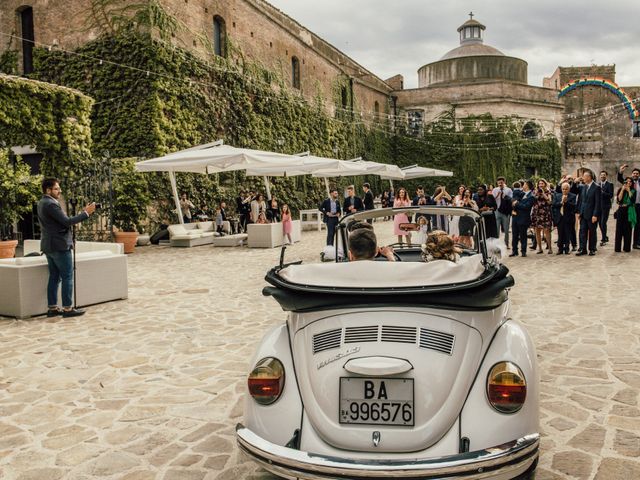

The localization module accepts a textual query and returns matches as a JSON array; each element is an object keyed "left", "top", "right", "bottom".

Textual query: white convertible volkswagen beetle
[{"left": 236, "top": 206, "right": 539, "bottom": 479}]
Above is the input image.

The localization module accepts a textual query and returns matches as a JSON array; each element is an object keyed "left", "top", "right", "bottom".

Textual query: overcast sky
[{"left": 267, "top": 0, "right": 640, "bottom": 89}]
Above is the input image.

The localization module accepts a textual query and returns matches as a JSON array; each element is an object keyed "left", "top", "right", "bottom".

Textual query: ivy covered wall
[
  {"left": 0, "top": 74, "right": 93, "bottom": 181},
  {"left": 28, "top": 31, "right": 561, "bottom": 222}
]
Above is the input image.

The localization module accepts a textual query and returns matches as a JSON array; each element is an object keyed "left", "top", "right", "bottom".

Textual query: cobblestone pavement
[{"left": 0, "top": 223, "right": 638, "bottom": 479}]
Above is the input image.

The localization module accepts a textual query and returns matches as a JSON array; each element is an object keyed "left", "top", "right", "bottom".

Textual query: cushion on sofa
[
  {"left": 198, "top": 221, "right": 214, "bottom": 231},
  {"left": 168, "top": 225, "right": 188, "bottom": 236},
  {"left": 200, "top": 232, "right": 215, "bottom": 238}
]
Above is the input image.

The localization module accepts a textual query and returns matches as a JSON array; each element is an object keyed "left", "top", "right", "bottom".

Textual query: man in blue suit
[
  {"left": 319, "top": 187, "right": 341, "bottom": 246},
  {"left": 509, "top": 180, "right": 535, "bottom": 257},
  {"left": 576, "top": 170, "right": 602, "bottom": 256},
  {"left": 37, "top": 177, "right": 96, "bottom": 317}
]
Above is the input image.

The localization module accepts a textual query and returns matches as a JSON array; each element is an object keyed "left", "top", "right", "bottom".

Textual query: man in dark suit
[
  {"left": 576, "top": 170, "right": 602, "bottom": 256},
  {"left": 509, "top": 180, "right": 535, "bottom": 257},
  {"left": 617, "top": 164, "right": 640, "bottom": 249},
  {"left": 37, "top": 177, "right": 96, "bottom": 317},
  {"left": 552, "top": 182, "right": 578, "bottom": 254},
  {"left": 362, "top": 183, "right": 375, "bottom": 224},
  {"left": 320, "top": 187, "right": 342, "bottom": 246},
  {"left": 343, "top": 185, "right": 364, "bottom": 215},
  {"left": 598, "top": 171, "right": 614, "bottom": 245}
]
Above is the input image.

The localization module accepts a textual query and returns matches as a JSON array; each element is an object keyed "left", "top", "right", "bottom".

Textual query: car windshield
[{"left": 331, "top": 206, "right": 486, "bottom": 263}]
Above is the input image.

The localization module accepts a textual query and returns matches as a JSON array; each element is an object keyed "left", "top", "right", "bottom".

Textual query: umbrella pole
[
  {"left": 263, "top": 176, "right": 272, "bottom": 200},
  {"left": 169, "top": 171, "right": 184, "bottom": 224},
  {"left": 324, "top": 178, "right": 330, "bottom": 197},
  {"left": 389, "top": 179, "right": 394, "bottom": 191}
]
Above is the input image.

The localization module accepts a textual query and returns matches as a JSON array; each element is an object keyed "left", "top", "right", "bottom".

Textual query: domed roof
[
  {"left": 439, "top": 14, "right": 505, "bottom": 60},
  {"left": 440, "top": 43, "right": 505, "bottom": 60}
]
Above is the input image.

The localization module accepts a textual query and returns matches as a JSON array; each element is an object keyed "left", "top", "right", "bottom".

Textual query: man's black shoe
[
  {"left": 556, "top": 251, "right": 564, "bottom": 255},
  {"left": 509, "top": 252, "right": 518, "bottom": 257},
  {"left": 46, "top": 308, "right": 62, "bottom": 317},
  {"left": 576, "top": 250, "right": 587, "bottom": 256},
  {"left": 521, "top": 252, "right": 527, "bottom": 257},
  {"left": 588, "top": 251, "right": 596, "bottom": 256},
  {"left": 62, "top": 308, "right": 86, "bottom": 318},
  {"left": 634, "top": 245, "right": 640, "bottom": 250},
  {"left": 571, "top": 246, "right": 577, "bottom": 252}
]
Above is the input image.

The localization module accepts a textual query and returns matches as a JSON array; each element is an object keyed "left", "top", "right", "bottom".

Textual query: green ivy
[
  {"left": 0, "top": 149, "right": 42, "bottom": 239},
  {"left": 0, "top": 50, "right": 18, "bottom": 75},
  {"left": 29, "top": 31, "right": 561, "bottom": 225},
  {"left": 0, "top": 74, "right": 93, "bottom": 184}
]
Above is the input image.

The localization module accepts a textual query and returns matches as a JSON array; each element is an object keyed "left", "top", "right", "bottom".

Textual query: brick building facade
[
  {"left": 543, "top": 65, "right": 640, "bottom": 177},
  {"left": 0, "top": 0, "right": 392, "bottom": 120},
  {"left": 2, "top": 1, "right": 639, "bottom": 174}
]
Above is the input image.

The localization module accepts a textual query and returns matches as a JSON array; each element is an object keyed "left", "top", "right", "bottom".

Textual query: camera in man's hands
[{"left": 94, "top": 203, "right": 102, "bottom": 210}]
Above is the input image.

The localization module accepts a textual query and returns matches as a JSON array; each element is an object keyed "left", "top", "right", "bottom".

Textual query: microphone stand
[{"left": 69, "top": 198, "right": 78, "bottom": 310}]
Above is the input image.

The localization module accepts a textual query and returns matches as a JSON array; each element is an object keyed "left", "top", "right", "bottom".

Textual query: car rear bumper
[{"left": 236, "top": 424, "right": 539, "bottom": 479}]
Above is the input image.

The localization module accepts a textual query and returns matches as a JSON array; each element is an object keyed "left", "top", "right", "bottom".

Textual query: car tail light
[
  {"left": 487, "top": 362, "right": 526, "bottom": 414},
  {"left": 248, "top": 357, "right": 285, "bottom": 405}
]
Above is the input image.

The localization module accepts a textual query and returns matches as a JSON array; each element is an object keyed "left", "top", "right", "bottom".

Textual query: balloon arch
[{"left": 558, "top": 78, "right": 638, "bottom": 120}]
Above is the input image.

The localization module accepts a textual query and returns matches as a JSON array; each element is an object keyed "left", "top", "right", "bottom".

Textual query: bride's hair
[{"left": 422, "top": 230, "right": 461, "bottom": 262}]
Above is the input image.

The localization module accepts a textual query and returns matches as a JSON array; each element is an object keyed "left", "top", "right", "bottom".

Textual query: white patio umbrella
[
  {"left": 135, "top": 140, "right": 307, "bottom": 223},
  {"left": 398, "top": 165, "right": 454, "bottom": 179},
  {"left": 247, "top": 155, "right": 370, "bottom": 196}
]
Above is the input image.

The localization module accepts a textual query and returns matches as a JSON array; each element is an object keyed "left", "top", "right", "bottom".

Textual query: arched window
[
  {"left": 522, "top": 121, "right": 540, "bottom": 139},
  {"left": 213, "top": 15, "right": 226, "bottom": 57},
  {"left": 17, "top": 6, "right": 34, "bottom": 75},
  {"left": 291, "top": 56, "right": 300, "bottom": 89}
]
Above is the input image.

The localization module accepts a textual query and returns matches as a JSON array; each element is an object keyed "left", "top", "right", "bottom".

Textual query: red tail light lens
[
  {"left": 487, "top": 362, "right": 527, "bottom": 414},
  {"left": 248, "top": 357, "right": 285, "bottom": 405}
]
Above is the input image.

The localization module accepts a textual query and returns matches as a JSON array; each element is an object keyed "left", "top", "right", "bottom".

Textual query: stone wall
[
  {"left": 418, "top": 55, "right": 528, "bottom": 87},
  {"left": 543, "top": 65, "right": 616, "bottom": 90},
  {"left": 561, "top": 82, "right": 640, "bottom": 176},
  {"left": 395, "top": 80, "right": 564, "bottom": 139},
  {"left": 0, "top": 0, "right": 392, "bottom": 118}
]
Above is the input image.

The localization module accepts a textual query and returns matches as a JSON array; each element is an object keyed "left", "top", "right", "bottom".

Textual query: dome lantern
[{"left": 457, "top": 12, "right": 486, "bottom": 44}]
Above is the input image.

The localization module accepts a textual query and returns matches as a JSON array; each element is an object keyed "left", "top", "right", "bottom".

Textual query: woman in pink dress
[
  {"left": 281, "top": 204, "right": 293, "bottom": 244},
  {"left": 393, "top": 187, "right": 412, "bottom": 244}
]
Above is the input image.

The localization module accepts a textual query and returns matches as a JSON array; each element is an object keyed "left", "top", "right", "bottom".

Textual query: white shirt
[{"left": 492, "top": 186, "right": 513, "bottom": 208}]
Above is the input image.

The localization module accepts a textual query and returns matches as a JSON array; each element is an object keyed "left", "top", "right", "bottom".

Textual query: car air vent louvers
[
  {"left": 419, "top": 328, "right": 455, "bottom": 355},
  {"left": 344, "top": 326, "right": 379, "bottom": 344},
  {"left": 381, "top": 326, "right": 417, "bottom": 344},
  {"left": 313, "top": 328, "right": 342, "bottom": 354}
]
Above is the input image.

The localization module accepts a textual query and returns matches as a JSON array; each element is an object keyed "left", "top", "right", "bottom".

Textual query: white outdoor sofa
[
  {"left": 0, "top": 240, "right": 128, "bottom": 319},
  {"left": 168, "top": 222, "right": 217, "bottom": 247},
  {"left": 168, "top": 222, "right": 248, "bottom": 247},
  {"left": 247, "top": 220, "right": 301, "bottom": 248}
]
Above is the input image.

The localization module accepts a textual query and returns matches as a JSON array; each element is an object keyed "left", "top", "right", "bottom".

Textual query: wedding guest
[
  {"left": 614, "top": 177, "right": 637, "bottom": 252},
  {"left": 552, "top": 182, "right": 577, "bottom": 254},
  {"left": 616, "top": 164, "right": 640, "bottom": 249},
  {"left": 281, "top": 204, "right": 293, "bottom": 245},
  {"left": 250, "top": 193, "right": 266, "bottom": 223},
  {"left": 531, "top": 179, "right": 553, "bottom": 254},
  {"left": 180, "top": 192, "right": 195, "bottom": 223},
  {"left": 458, "top": 189, "right": 478, "bottom": 248},
  {"left": 393, "top": 187, "right": 412, "bottom": 244}
]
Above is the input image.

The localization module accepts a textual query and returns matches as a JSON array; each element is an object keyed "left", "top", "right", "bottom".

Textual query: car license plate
[{"left": 339, "top": 377, "right": 414, "bottom": 426}]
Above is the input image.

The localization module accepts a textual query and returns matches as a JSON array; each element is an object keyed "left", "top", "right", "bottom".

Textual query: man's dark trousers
[
  {"left": 579, "top": 217, "right": 598, "bottom": 253},
  {"left": 511, "top": 223, "right": 528, "bottom": 254},
  {"left": 599, "top": 207, "right": 611, "bottom": 242},
  {"left": 326, "top": 217, "right": 339, "bottom": 245}
]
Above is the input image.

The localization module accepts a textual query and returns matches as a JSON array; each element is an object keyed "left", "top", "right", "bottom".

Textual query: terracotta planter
[
  {"left": 0, "top": 240, "right": 18, "bottom": 259},
  {"left": 114, "top": 231, "right": 138, "bottom": 254}
]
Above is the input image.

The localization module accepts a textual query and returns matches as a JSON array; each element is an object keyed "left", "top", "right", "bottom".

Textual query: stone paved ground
[{"left": 0, "top": 223, "right": 638, "bottom": 479}]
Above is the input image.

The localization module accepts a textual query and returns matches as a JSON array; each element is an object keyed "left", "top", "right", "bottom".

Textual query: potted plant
[
  {"left": 0, "top": 150, "right": 41, "bottom": 258},
  {"left": 111, "top": 158, "right": 150, "bottom": 253}
]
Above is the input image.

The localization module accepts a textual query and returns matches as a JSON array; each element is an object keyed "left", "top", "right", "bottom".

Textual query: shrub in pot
[
  {"left": 111, "top": 158, "right": 150, "bottom": 253},
  {"left": 0, "top": 150, "right": 41, "bottom": 258}
]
